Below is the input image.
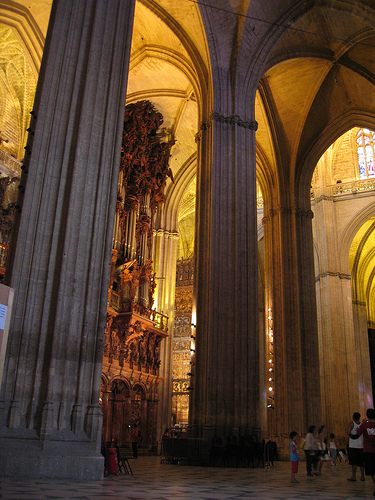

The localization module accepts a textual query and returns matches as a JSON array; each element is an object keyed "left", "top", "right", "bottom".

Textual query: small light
[
  {"left": 268, "top": 316, "right": 272, "bottom": 320},
  {"left": 269, "top": 377, "right": 273, "bottom": 382},
  {"left": 268, "top": 308, "right": 272, "bottom": 312},
  {"left": 269, "top": 368, "right": 273, "bottom": 372},
  {"left": 269, "top": 359, "right": 272, "bottom": 363}
]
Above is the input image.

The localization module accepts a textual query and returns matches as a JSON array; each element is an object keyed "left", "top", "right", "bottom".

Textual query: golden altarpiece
[
  {"left": 172, "top": 257, "right": 194, "bottom": 427},
  {"left": 100, "top": 101, "right": 174, "bottom": 450}
]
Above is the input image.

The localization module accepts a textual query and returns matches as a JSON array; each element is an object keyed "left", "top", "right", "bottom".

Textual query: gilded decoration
[
  {"left": 175, "top": 257, "right": 194, "bottom": 287},
  {"left": 174, "top": 310, "right": 191, "bottom": 339},
  {"left": 172, "top": 258, "right": 194, "bottom": 410}
]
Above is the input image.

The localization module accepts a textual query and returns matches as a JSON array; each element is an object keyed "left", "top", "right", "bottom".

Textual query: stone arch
[
  {"left": 0, "top": 3, "right": 44, "bottom": 77},
  {"left": 129, "top": 47, "right": 201, "bottom": 103},
  {"left": 163, "top": 154, "right": 197, "bottom": 231},
  {"left": 111, "top": 377, "right": 131, "bottom": 396},
  {"left": 339, "top": 201, "right": 375, "bottom": 275},
  {"left": 139, "top": 0, "right": 211, "bottom": 104},
  {"left": 256, "top": 143, "right": 279, "bottom": 213},
  {"left": 102, "top": 377, "right": 132, "bottom": 447},
  {"left": 242, "top": 0, "right": 375, "bottom": 106},
  {"left": 297, "top": 111, "right": 375, "bottom": 209},
  {"left": 132, "top": 381, "right": 147, "bottom": 397}
]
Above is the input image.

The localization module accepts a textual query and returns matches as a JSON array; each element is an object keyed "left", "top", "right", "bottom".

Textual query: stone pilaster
[{"left": 0, "top": 0, "right": 135, "bottom": 479}]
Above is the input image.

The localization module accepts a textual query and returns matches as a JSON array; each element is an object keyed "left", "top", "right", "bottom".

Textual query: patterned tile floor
[{"left": 1, "top": 455, "right": 375, "bottom": 500}]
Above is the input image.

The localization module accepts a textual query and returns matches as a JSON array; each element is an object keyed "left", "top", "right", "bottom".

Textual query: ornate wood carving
[
  {"left": 104, "top": 313, "right": 164, "bottom": 374},
  {"left": 104, "top": 100, "right": 172, "bottom": 386},
  {"left": 119, "top": 100, "right": 175, "bottom": 215}
]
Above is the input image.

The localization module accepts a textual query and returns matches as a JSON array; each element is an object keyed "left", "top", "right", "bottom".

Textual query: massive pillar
[
  {"left": 295, "top": 208, "right": 321, "bottom": 428},
  {"left": 262, "top": 203, "right": 321, "bottom": 449},
  {"left": 0, "top": 0, "right": 135, "bottom": 479},
  {"left": 190, "top": 112, "right": 260, "bottom": 439}
]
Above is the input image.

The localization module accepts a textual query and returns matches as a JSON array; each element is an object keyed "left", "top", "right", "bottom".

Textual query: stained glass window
[{"left": 357, "top": 128, "right": 375, "bottom": 179}]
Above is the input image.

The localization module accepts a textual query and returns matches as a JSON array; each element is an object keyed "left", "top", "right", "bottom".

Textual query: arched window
[{"left": 356, "top": 128, "right": 375, "bottom": 179}]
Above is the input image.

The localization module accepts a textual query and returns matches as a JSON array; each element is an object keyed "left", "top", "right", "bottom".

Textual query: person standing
[
  {"left": 329, "top": 433, "right": 337, "bottom": 466},
  {"left": 356, "top": 408, "right": 375, "bottom": 496},
  {"left": 304, "top": 425, "right": 319, "bottom": 476},
  {"left": 290, "top": 431, "right": 299, "bottom": 483},
  {"left": 317, "top": 425, "right": 328, "bottom": 475},
  {"left": 130, "top": 424, "right": 141, "bottom": 459},
  {"left": 347, "top": 412, "right": 365, "bottom": 481}
]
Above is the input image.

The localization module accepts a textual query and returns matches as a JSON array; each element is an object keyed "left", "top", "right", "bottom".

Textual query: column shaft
[
  {"left": 263, "top": 205, "right": 320, "bottom": 450},
  {"left": 0, "top": 0, "right": 135, "bottom": 479},
  {"left": 191, "top": 113, "right": 259, "bottom": 438}
]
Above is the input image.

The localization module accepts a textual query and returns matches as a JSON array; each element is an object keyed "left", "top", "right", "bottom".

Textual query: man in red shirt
[{"left": 357, "top": 408, "right": 375, "bottom": 496}]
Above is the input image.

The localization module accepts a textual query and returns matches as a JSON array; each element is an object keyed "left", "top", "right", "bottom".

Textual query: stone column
[
  {"left": 190, "top": 112, "right": 260, "bottom": 439},
  {"left": 262, "top": 204, "right": 321, "bottom": 452},
  {"left": 295, "top": 208, "right": 321, "bottom": 428},
  {"left": 152, "top": 227, "right": 179, "bottom": 443},
  {"left": 352, "top": 300, "right": 373, "bottom": 413},
  {"left": 0, "top": 0, "right": 135, "bottom": 479}
]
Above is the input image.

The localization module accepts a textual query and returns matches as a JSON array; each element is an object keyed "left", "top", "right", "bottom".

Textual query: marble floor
[{"left": 1, "top": 455, "right": 375, "bottom": 500}]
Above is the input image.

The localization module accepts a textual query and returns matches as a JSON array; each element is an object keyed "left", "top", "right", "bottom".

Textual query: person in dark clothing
[{"left": 130, "top": 424, "right": 141, "bottom": 458}]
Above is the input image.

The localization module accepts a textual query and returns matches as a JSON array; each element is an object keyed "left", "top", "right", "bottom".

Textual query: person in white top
[
  {"left": 329, "top": 433, "right": 337, "bottom": 466},
  {"left": 304, "top": 425, "right": 319, "bottom": 476},
  {"left": 347, "top": 412, "right": 365, "bottom": 481}
]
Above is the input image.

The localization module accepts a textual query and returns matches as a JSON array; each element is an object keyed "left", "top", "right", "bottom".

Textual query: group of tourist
[{"left": 289, "top": 408, "right": 375, "bottom": 495}]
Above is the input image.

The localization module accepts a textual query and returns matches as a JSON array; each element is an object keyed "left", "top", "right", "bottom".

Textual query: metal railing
[
  {"left": 0, "top": 150, "right": 22, "bottom": 177},
  {"left": 107, "top": 289, "right": 168, "bottom": 332}
]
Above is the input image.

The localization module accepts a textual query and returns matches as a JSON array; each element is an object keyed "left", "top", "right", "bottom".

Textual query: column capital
[
  {"left": 353, "top": 299, "right": 366, "bottom": 306},
  {"left": 262, "top": 206, "right": 314, "bottom": 225},
  {"left": 197, "top": 111, "right": 258, "bottom": 139},
  {"left": 315, "top": 271, "right": 351, "bottom": 282},
  {"left": 153, "top": 228, "right": 179, "bottom": 240}
]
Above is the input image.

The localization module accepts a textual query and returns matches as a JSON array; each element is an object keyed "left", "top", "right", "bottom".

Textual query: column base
[{"left": 0, "top": 432, "right": 104, "bottom": 480}]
